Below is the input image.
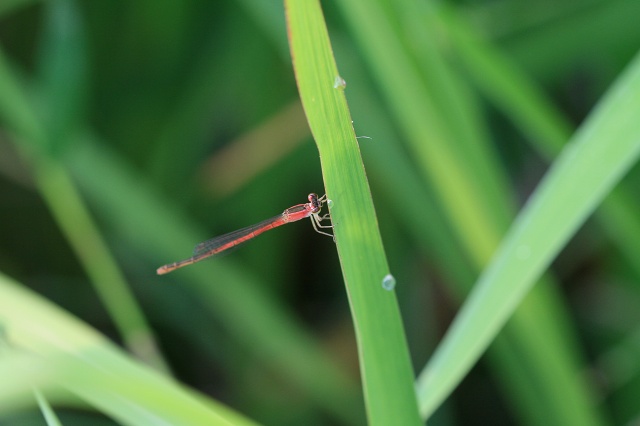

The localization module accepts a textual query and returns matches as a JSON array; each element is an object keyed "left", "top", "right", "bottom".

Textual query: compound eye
[{"left": 308, "top": 193, "right": 321, "bottom": 212}]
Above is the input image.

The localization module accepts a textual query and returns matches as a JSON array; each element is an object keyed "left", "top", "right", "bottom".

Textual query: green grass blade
[
  {"left": 335, "top": 0, "right": 604, "bottom": 424},
  {"left": 338, "top": 0, "right": 507, "bottom": 265},
  {"left": 0, "top": 272, "right": 259, "bottom": 426},
  {"left": 66, "top": 138, "right": 364, "bottom": 425},
  {"left": 35, "top": 0, "right": 87, "bottom": 155},
  {"left": 438, "top": 2, "right": 573, "bottom": 158},
  {"left": 285, "top": 0, "right": 421, "bottom": 424},
  {"left": 0, "top": 44, "right": 169, "bottom": 373},
  {"left": 416, "top": 49, "right": 640, "bottom": 417},
  {"left": 442, "top": 2, "right": 640, "bottom": 283},
  {"left": 33, "top": 390, "right": 62, "bottom": 426},
  {"left": 33, "top": 158, "right": 171, "bottom": 373}
]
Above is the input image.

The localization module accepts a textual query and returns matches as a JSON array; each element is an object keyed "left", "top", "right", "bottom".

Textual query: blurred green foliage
[{"left": 1, "top": 0, "right": 640, "bottom": 425}]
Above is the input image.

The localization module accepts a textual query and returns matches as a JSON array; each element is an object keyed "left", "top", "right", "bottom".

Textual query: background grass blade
[
  {"left": 335, "top": 0, "right": 604, "bottom": 424},
  {"left": 417, "top": 49, "right": 640, "bottom": 417},
  {"left": 33, "top": 389, "right": 62, "bottom": 426},
  {"left": 0, "top": 271, "right": 259, "bottom": 426},
  {"left": 440, "top": 1, "right": 640, "bottom": 283},
  {"left": 0, "top": 0, "right": 168, "bottom": 372}
]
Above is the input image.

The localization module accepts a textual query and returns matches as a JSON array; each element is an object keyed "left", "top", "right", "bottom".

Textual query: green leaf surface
[
  {"left": 285, "top": 0, "right": 421, "bottom": 424},
  {"left": 417, "top": 49, "right": 640, "bottom": 417},
  {"left": 0, "top": 272, "right": 259, "bottom": 426},
  {"left": 33, "top": 390, "right": 62, "bottom": 426}
]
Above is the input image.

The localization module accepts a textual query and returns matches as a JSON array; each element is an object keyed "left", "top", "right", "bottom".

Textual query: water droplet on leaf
[{"left": 382, "top": 274, "right": 396, "bottom": 291}]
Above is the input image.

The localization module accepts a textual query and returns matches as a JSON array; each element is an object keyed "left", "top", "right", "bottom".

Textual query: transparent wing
[{"left": 192, "top": 213, "right": 285, "bottom": 257}]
